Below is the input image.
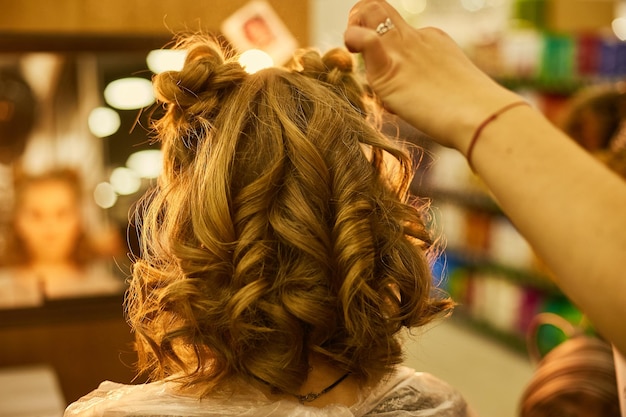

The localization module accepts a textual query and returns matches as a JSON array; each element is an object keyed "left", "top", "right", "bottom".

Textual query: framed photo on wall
[{"left": 221, "top": 1, "right": 298, "bottom": 65}]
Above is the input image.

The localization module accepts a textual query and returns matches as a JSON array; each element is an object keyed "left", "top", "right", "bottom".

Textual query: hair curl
[{"left": 127, "top": 34, "right": 453, "bottom": 397}]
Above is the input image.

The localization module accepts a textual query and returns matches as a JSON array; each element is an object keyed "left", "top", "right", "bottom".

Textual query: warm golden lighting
[
  {"left": 146, "top": 49, "right": 188, "bottom": 74},
  {"left": 238, "top": 49, "right": 274, "bottom": 74},
  {"left": 104, "top": 77, "right": 155, "bottom": 110},
  {"left": 126, "top": 150, "right": 163, "bottom": 179},
  {"left": 88, "top": 107, "right": 120, "bottom": 138},
  {"left": 110, "top": 167, "right": 141, "bottom": 195},
  {"left": 612, "top": 17, "right": 626, "bottom": 41},
  {"left": 460, "top": 0, "right": 486, "bottom": 12},
  {"left": 401, "top": 0, "right": 427, "bottom": 14},
  {"left": 93, "top": 182, "right": 118, "bottom": 209}
]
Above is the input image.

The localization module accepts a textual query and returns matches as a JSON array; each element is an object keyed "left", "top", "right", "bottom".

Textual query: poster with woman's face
[{"left": 221, "top": 1, "right": 298, "bottom": 65}]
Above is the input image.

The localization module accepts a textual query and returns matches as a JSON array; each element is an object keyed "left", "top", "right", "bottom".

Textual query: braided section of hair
[
  {"left": 152, "top": 36, "right": 248, "bottom": 182},
  {"left": 293, "top": 48, "right": 367, "bottom": 116},
  {"left": 127, "top": 35, "right": 453, "bottom": 398}
]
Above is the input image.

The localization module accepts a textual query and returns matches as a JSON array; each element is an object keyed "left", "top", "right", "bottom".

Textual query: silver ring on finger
[{"left": 375, "top": 18, "right": 395, "bottom": 36}]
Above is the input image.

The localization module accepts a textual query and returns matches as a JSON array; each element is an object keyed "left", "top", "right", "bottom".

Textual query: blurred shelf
[
  {"left": 444, "top": 249, "right": 560, "bottom": 294},
  {"left": 0, "top": 293, "right": 126, "bottom": 329},
  {"left": 496, "top": 77, "right": 584, "bottom": 95},
  {"left": 418, "top": 185, "right": 502, "bottom": 214},
  {"left": 450, "top": 309, "right": 528, "bottom": 355}
]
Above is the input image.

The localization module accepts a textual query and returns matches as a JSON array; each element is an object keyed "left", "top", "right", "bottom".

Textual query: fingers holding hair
[
  {"left": 345, "top": 0, "right": 404, "bottom": 52},
  {"left": 346, "top": 0, "right": 404, "bottom": 33},
  {"left": 344, "top": 1, "right": 408, "bottom": 91}
]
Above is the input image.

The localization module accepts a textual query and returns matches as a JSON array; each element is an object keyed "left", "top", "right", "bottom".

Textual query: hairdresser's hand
[{"left": 344, "top": 0, "right": 520, "bottom": 152}]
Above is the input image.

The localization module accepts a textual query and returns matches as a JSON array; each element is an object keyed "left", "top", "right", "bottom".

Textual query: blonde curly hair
[{"left": 127, "top": 34, "right": 453, "bottom": 397}]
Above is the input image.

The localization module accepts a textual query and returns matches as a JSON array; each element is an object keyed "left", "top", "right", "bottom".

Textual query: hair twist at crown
[
  {"left": 154, "top": 42, "right": 248, "bottom": 116},
  {"left": 292, "top": 48, "right": 367, "bottom": 116},
  {"left": 152, "top": 37, "right": 248, "bottom": 180}
]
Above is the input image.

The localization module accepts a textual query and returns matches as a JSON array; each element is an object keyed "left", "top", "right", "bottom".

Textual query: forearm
[
  {"left": 343, "top": 0, "right": 626, "bottom": 352},
  {"left": 469, "top": 105, "right": 626, "bottom": 354}
]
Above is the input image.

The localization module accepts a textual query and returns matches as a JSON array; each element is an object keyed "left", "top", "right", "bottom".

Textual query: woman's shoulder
[
  {"left": 355, "top": 366, "right": 470, "bottom": 417},
  {"left": 63, "top": 380, "right": 354, "bottom": 417},
  {"left": 64, "top": 368, "right": 468, "bottom": 417},
  {"left": 63, "top": 380, "right": 169, "bottom": 417}
]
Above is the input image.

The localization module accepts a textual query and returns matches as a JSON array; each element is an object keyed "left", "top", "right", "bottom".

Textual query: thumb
[{"left": 344, "top": 26, "right": 390, "bottom": 78}]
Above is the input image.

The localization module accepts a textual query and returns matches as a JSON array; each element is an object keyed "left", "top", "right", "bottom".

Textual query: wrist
[
  {"left": 452, "top": 89, "right": 524, "bottom": 155},
  {"left": 466, "top": 100, "right": 530, "bottom": 169}
]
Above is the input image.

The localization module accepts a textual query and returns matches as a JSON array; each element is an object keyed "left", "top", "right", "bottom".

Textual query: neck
[{"left": 264, "top": 359, "right": 361, "bottom": 408}]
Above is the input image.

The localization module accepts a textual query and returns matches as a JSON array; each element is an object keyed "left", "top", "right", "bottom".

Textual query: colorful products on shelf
[{"left": 472, "top": 31, "right": 626, "bottom": 89}]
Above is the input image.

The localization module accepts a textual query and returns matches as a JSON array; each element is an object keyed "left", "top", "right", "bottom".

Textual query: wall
[
  {"left": 0, "top": 0, "right": 309, "bottom": 46},
  {"left": 309, "top": 0, "right": 354, "bottom": 50}
]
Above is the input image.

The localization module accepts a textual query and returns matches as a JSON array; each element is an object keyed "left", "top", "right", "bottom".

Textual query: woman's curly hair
[{"left": 127, "top": 34, "right": 453, "bottom": 397}]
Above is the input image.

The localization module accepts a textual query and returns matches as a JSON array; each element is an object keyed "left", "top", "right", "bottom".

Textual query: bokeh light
[
  {"left": 87, "top": 107, "right": 121, "bottom": 138},
  {"left": 126, "top": 150, "right": 163, "bottom": 179},
  {"left": 460, "top": 0, "right": 486, "bottom": 12},
  {"left": 109, "top": 167, "right": 141, "bottom": 195},
  {"left": 104, "top": 77, "right": 155, "bottom": 110},
  {"left": 238, "top": 49, "right": 274, "bottom": 74},
  {"left": 146, "top": 49, "right": 188, "bottom": 74},
  {"left": 612, "top": 17, "right": 626, "bottom": 41},
  {"left": 401, "top": 0, "right": 427, "bottom": 14},
  {"left": 94, "top": 182, "right": 118, "bottom": 209}
]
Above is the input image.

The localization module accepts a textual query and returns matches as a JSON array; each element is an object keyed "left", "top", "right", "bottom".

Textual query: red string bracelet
[{"left": 466, "top": 100, "right": 529, "bottom": 169}]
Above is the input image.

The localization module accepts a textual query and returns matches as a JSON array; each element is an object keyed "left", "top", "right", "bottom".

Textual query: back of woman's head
[
  {"left": 519, "top": 336, "right": 620, "bottom": 417},
  {"left": 561, "top": 86, "right": 626, "bottom": 151},
  {"left": 127, "top": 34, "right": 453, "bottom": 397}
]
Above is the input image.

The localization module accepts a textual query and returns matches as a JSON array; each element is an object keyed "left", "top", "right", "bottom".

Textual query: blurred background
[{"left": 1, "top": 1, "right": 625, "bottom": 416}]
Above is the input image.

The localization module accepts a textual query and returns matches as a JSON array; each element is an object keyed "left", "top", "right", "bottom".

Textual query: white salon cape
[{"left": 64, "top": 366, "right": 469, "bottom": 417}]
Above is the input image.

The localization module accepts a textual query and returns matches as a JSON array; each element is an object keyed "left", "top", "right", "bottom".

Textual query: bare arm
[
  {"left": 345, "top": 0, "right": 626, "bottom": 354},
  {"left": 470, "top": 101, "right": 626, "bottom": 355}
]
